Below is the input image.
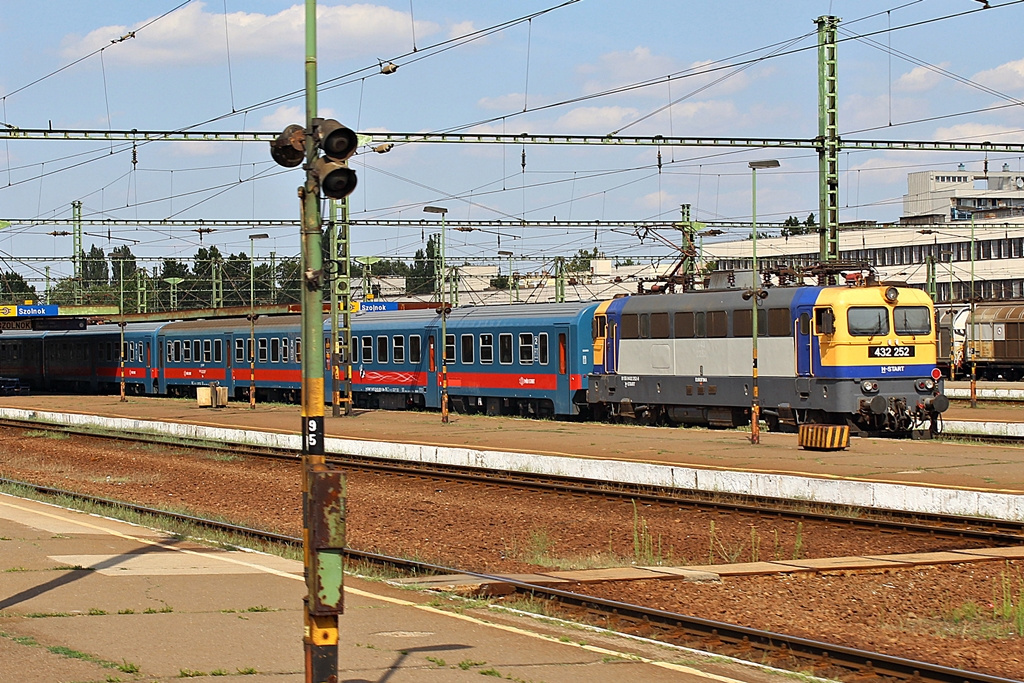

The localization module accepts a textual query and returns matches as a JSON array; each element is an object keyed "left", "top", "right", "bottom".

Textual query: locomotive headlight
[
  {"left": 884, "top": 286, "right": 899, "bottom": 303},
  {"left": 861, "top": 380, "right": 879, "bottom": 393},
  {"left": 916, "top": 379, "right": 935, "bottom": 391}
]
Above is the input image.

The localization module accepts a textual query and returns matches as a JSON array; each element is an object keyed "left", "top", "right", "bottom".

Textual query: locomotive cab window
[
  {"left": 593, "top": 315, "right": 607, "bottom": 340},
  {"left": 847, "top": 307, "right": 889, "bottom": 336},
  {"left": 815, "top": 307, "right": 837, "bottom": 335},
  {"left": 894, "top": 306, "right": 931, "bottom": 335}
]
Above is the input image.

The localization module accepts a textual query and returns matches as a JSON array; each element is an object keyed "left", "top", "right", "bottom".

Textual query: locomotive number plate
[{"left": 868, "top": 345, "right": 915, "bottom": 358}]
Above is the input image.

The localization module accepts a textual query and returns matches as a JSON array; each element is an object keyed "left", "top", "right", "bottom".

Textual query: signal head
[
  {"left": 269, "top": 124, "right": 305, "bottom": 168},
  {"left": 312, "top": 157, "right": 358, "bottom": 200},
  {"left": 316, "top": 119, "right": 358, "bottom": 161}
]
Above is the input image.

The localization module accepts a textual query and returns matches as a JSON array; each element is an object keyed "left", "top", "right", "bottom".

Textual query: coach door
[{"left": 425, "top": 328, "right": 440, "bottom": 408}]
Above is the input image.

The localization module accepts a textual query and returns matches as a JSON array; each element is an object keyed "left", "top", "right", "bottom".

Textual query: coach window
[
  {"left": 847, "top": 307, "right": 889, "bottom": 336},
  {"left": 203, "top": 339, "right": 213, "bottom": 363},
  {"left": 295, "top": 339, "right": 301, "bottom": 362},
  {"left": 444, "top": 334, "right": 455, "bottom": 364},
  {"left": 182, "top": 340, "right": 192, "bottom": 363},
  {"left": 270, "top": 338, "right": 280, "bottom": 363},
  {"left": 193, "top": 340, "right": 201, "bottom": 362},
  {"left": 350, "top": 337, "right": 359, "bottom": 364},
  {"left": 894, "top": 306, "right": 931, "bottom": 335},
  {"left": 377, "top": 336, "right": 389, "bottom": 364},
  {"left": 539, "top": 332, "right": 549, "bottom": 364},
  {"left": 767, "top": 308, "right": 791, "bottom": 337},
  {"left": 674, "top": 311, "right": 695, "bottom": 338},
  {"left": 393, "top": 336, "right": 405, "bottom": 364},
  {"left": 257, "top": 338, "right": 268, "bottom": 363},
  {"left": 362, "top": 336, "right": 373, "bottom": 363},
  {"left": 214, "top": 339, "right": 222, "bottom": 363},
  {"left": 234, "top": 339, "right": 244, "bottom": 363},
  {"left": 499, "top": 333, "right": 513, "bottom": 364},
  {"left": 708, "top": 310, "right": 728, "bottom": 338},
  {"left": 280, "top": 338, "right": 288, "bottom": 363},
  {"left": 480, "top": 333, "right": 494, "bottom": 364},
  {"left": 519, "top": 333, "right": 534, "bottom": 364},
  {"left": 460, "top": 334, "right": 474, "bottom": 364},
  {"left": 593, "top": 315, "right": 607, "bottom": 341},
  {"left": 409, "top": 335, "right": 421, "bottom": 364},
  {"left": 620, "top": 313, "right": 640, "bottom": 339}
]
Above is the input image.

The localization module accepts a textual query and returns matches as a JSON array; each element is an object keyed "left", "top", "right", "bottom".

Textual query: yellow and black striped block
[{"left": 797, "top": 424, "right": 850, "bottom": 451}]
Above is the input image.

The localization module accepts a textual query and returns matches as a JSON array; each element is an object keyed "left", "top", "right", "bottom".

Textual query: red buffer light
[{"left": 931, "top": 368, "right": 942, "bottom": 380}]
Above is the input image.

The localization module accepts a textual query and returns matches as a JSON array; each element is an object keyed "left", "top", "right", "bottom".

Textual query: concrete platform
[
  {"left": 0, "top": 493, "right": 787, "bottom": 683},
  {"left": 4, "top": 395, "right": 1024, "bottom": 521}
]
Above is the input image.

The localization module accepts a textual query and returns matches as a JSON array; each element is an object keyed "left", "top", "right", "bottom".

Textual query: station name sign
[{"left": 0, "top": 304, "right": 59, "bottom": 317}]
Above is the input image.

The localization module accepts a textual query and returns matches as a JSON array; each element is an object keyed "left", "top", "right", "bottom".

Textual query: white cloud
[
  {"left": 932, "top": 122, "right": 1023, "bottom": 142},
  {"left": 554, "top": 106, "right": 641, "bottom": 132},
  {"left": 60, "top": 2, "right": 437, "bottom": 66},
  {"left": 635, "top": 190, "right": 674, "bottom": 211},
  {"left": 893, "top": 64, "right": 949, "bottom": 93},
  {"left": 578, "top": 50, "right": 749, "bottom": 99},
  {"left": 448, "top": 20, "right": 480, "bottom": 41},
  {"left": 477, "top": 93, "right": 528, "bottom": 111},
  {"left": 973, "top": 58, "right": 1024, "bottom": 92}
]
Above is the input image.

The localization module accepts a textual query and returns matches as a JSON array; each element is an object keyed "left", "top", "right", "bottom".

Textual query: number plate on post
[{"left": 869, "top": 346, "right": 915, "bottom": 358}]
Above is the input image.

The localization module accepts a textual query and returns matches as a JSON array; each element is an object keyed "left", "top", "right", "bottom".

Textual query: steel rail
[
  {"left": 0, "top": 475, "right": 1017, "bottom": 683},
  {"left": 2, "top": 417, "right": 1023, "bottom": 544}
]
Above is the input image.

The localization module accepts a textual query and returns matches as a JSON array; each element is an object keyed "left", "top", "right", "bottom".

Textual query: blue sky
[{"left": 3, "top": 0, "right": 1024, "bottom": 282}]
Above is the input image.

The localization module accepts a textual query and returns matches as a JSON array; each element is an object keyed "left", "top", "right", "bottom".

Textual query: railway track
[
  {"left": 2, "top": 476, "right": 1017, "bottom": 683},
  {"left": 3, "top": 416, "right": 1024, "bottom": 545}
]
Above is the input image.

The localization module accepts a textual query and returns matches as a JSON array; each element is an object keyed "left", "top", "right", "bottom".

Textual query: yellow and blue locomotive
[{"left": 587, "top": 282, "right": 949, "bottom": 436}]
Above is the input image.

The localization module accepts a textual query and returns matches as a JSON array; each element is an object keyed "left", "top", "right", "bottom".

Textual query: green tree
[
  {"left": 82, "top": 244, "right": 109, "bottom": 287},
  {"left": 567, "top": 247, "right": 602, "bottom": 273},
  {"left": 406, "top": 235, "right": 438, "bottom": 295},
  {"left": 0, "top": 271, "right": 37, "bottom": 303}
]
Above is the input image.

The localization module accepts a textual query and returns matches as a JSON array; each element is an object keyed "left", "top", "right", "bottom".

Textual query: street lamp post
[
  {"left": 248, "top": 233, "right": 269, "bottom": 409},
  {"left": 424, "top": 206, "right": 450, "bottom": 424},
  {"left": 747, "top": 160, "right": 780, "bottom": 445}
]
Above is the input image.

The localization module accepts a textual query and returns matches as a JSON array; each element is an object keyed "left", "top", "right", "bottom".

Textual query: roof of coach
[
  {"left": 161, "top": 315, "right": 301, "bottom": 334},
  {"left": 349, "top": 301, "right": 600, "bottom": 329}
]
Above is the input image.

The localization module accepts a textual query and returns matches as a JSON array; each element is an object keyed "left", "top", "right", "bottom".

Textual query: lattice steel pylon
[{"left": 817, "top": 15, "right": 840, "bottom": 269}]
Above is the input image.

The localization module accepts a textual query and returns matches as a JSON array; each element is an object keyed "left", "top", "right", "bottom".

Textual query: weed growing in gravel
[
  {"left": 426, "top": 656, "right": 446, "bottom": 667},
  {"left": 457, "top": 659, "right": 487, "bottom": 670},
  {"left": 632, "top": 500, "right": 670, "bottom": 566}
]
